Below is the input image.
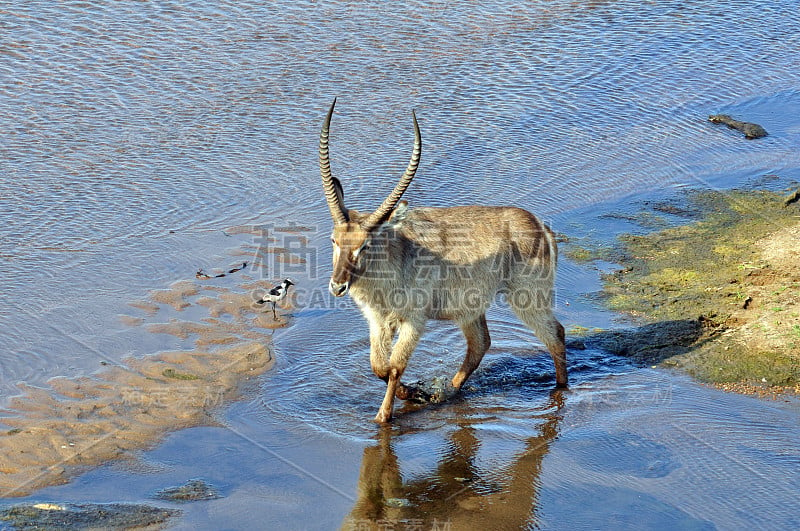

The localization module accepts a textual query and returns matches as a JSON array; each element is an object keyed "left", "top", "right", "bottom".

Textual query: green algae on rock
[
  {"left": 154, "top": 479, "right": 221, "bottom": 502},
  {"left": 0, "top": 502, "right": 179, "bottom": 530}
]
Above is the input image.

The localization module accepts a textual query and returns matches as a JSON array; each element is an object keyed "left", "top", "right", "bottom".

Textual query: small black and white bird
[{"left": 257, "top": 279, "right": 295, "bottom": 320}]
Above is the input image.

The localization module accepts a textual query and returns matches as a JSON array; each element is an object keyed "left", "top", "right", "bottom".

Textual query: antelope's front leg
[
  {"left": 368, "top": 318, "right": 395, "bottom": 381},
  {"left": 369, "top": 318, "right": 414, "bottom": 400},
  {"left": 375, "top": 322, "right": 422, "bottom": 423}
]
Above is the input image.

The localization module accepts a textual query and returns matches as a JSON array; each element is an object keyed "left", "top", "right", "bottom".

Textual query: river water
[{"left": 2, "top": 1, "right": 799, "bottom": 529}]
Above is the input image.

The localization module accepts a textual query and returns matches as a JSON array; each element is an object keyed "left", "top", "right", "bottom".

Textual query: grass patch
[{"left": 162, "top": 368, "right": 201, "bottom": 381}]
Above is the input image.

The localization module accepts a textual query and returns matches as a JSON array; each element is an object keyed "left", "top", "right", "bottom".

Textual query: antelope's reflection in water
[{"left": 344, "top": 391, "right": 565, "bottom": 529}]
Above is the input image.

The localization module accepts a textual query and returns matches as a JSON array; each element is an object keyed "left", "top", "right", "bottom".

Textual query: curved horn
[
  {"left": 320, "top": 98, "right": 349, "bottom": 225},
  {"left": 363, "top": 110, "right": 421, "bottom": 229}
]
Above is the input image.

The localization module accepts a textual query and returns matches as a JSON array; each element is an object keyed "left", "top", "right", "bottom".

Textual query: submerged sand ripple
[{"left": 0, "top": 277, "right": 286, "bottom": 497}]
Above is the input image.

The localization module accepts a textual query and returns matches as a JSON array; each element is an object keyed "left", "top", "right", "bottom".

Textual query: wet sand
[{"left": 0, "top": 276, "right": 286, "bottom": 498}]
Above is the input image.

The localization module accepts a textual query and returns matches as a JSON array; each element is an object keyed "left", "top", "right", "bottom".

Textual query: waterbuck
[{"left": 320, "top": 100, "right": 567, "bottom": 423}]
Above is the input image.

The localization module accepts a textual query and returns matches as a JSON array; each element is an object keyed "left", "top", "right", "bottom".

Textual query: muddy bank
[
  {"left": 569, "top": 189, "right": 800, "bottom": 395},
  {"left": 0, "top": 277, "right": 288, "bottom": 497}
]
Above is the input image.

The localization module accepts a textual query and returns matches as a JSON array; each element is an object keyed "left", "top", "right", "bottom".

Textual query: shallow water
[{"left": 2, "top": 0, "right": 800, "bottom": 528}]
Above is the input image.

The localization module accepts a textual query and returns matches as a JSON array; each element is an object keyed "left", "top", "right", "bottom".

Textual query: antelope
[{"left": 320, "top": 100, "right": 567, "bottom": 423}]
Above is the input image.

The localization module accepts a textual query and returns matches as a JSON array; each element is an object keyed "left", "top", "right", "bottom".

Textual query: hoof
[{"left": 374, "top": 410, "right": 392, "bottom": 424}]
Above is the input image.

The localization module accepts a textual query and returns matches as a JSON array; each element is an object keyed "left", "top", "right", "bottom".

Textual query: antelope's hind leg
[
  {"left": 508, "top": 298, "right": 568, "bottom": 387},
  {"left": 542, "top": 316, "right": 568, "bottom": 387},
  {"left": 452, "top": 314, "right": 491, "bottom": 389}
]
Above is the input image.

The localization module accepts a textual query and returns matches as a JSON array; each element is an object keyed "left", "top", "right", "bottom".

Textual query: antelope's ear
[
  {"left": 327, "top": 177, "right": 350, "bottom": 223},
  {"left": 382, "top": 200, "right": 409, "bottom": 230},
  {"left": 332, "top": 176, "right": 346, "bottom": 205}
]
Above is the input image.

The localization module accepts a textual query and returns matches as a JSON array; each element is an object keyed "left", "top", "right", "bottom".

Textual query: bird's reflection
[{"left": 344, "top": 390, "right": 565, "bottom": 529}]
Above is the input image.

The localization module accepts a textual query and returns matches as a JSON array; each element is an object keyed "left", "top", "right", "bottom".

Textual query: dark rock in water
[
  {"left": 400, "top": 376, "right": 458, "bottom": 404},
  {"left": 154, "top": 479, "right": 221, "bottom": 502},
  {"left": 0, "top": 502, "right": 179, "bottom": 530},
  {"left": 708, "top": 114, "right": 768, "bottom": 139}
]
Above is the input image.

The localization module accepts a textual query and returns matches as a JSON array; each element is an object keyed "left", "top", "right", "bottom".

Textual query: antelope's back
[{"left": 400, "top": 205, "right": 556, "bottom": 266}]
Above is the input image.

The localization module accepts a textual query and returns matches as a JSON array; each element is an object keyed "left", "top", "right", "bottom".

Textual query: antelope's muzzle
[{"left": 329, "top": 279, "right": 349, "bottom": 297}]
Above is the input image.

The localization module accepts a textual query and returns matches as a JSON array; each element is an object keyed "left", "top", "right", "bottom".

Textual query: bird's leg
[{"left": 271, "top": 302, "right": 277, "bottom": 320}]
